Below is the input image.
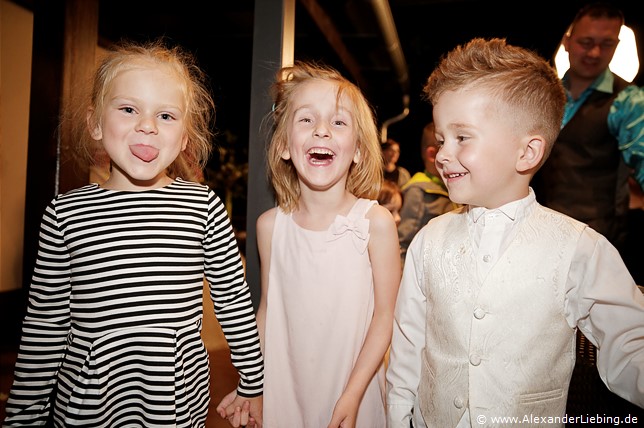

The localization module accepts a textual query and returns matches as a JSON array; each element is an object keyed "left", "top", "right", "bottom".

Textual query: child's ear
[
  {"left": 426, "top": 146, "right": 438, "bottom": 163},
  {"left": 181, "top": 134, "right": 189, "bottom": 151},
  {"left": 353, "top": 147, "right": 361, "bottom": 164},
  {"left": 516, "top": 135, "right": 545, "bottom": 173},
  {"left": 87, "top": 109, "right": 102, "bottom": 141}
]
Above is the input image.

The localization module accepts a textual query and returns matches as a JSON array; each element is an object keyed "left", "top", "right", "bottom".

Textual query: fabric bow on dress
[{"left": 327, "top": 215, "right": 370, "bottom": 254}]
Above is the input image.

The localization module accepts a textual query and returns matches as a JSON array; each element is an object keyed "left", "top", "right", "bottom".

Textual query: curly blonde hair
[
  {"left": 267, "top": 61, "right": 383, "bottom": 212},
  {"left": 74, "top": 39, "right": 215, "bottom": 181}
]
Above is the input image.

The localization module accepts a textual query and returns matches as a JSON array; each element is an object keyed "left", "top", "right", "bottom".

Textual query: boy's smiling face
[{"left": 433, "top": 87, "right": 531, "bottom": 209}]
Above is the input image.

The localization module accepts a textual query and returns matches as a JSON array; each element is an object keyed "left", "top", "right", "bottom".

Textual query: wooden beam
[
  {"left": 245, "top": 0, "right": 295, "bottom": 309},
  {"left": 23, "top": 0, "right": 98, "bottom": 290}
]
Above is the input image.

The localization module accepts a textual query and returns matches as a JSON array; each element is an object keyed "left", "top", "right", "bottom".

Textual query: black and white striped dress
[{"left": 4, "top": 178, "right": 263, "bottom": 427}]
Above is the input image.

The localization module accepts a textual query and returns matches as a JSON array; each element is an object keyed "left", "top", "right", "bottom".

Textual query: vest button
[
  {"left": 470, "top": 354, "right": 482, "bottom": 366},
  {"left": 473, "top": 308, "right": 486, "bottom": 319},
  {"left": 453, "top": 396, "right": 464, "bottom": 408},
  {"left": 483, "top": 254, "right": 491, "bottom": 263}
]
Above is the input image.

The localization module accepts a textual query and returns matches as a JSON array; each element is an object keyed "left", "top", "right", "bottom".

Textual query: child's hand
[
  {"left": 327, "top": 393, "right": 359, "bottom": 428},
  {"left": 231, "top": 400, "right": 253, "bottom": 427},
  {"left": 216, "top": 389, "right": 263, "bottom": 427},
  {"left": 216, "top": 389, "right": 236, "bottom": 419}
]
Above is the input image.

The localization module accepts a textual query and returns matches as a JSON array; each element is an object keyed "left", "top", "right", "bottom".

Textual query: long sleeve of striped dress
[{"left": 4, "top": 178, "right": 263, "bottom": 427}]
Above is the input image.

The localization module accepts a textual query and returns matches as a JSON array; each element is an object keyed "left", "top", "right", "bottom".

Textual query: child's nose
[
  {"left": 314, "top": 123, "right": 330, "bottom": 138},
  {"left": 435, "top": 145, "right": 450, "bottom": 164},
  {"left": 137, "top": 116, "right": 158, "bottom": 134}
]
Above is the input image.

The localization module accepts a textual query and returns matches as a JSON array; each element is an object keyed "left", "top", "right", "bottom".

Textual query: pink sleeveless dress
[{"left": 263, "top": 198, "right": 386, "bottom": 427}]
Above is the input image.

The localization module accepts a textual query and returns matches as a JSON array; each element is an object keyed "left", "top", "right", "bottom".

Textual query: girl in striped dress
[{"left": 4, "top": 40, "right": 263, "bottom": 427}]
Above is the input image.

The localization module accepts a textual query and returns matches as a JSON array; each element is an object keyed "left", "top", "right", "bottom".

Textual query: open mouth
[{"left": 307, "top": 148, "right": 335, "bottom": 163}]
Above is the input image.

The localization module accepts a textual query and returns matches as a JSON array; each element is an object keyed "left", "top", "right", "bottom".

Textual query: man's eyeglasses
[{"left": 573, "top": 37, "right": 619, "bottom": 51}]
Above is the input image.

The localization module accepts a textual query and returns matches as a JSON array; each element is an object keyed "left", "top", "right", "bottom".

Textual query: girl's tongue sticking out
[{"left": 130, "top": 144, "right": 159, "bottom": 162}]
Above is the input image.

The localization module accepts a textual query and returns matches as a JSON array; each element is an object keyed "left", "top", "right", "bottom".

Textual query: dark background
[
  {"left": 96, "top": 1, "right": 643, "bottom": 147},
  {"left": 93, "top": 0, "right": 644, "bottom": 227},
  {"left": 8, "top": 0, "right": 642, "bottom": 229}
]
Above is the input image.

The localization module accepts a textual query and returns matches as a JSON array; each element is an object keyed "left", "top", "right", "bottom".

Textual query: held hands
[{"left": 216, "top": 389, "right": 263, "bottom": 428}]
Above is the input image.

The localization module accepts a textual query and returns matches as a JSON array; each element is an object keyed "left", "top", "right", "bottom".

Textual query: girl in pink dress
[{"left": 256, "top": 61, "right": 401, "bottom": 427}]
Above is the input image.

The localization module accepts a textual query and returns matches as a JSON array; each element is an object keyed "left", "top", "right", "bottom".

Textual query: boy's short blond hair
[{"left": 423, "top": 38, "right": 565, "bottom": 168}]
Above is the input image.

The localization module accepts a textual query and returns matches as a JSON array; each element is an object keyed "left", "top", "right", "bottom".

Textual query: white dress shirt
[{"left": 386, "top": 189, "right": 644, "bottom": 427}]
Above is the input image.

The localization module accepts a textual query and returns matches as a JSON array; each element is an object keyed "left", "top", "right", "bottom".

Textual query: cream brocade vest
[{"left": 418, "top": 204, "right": 586, "bottom": 427}]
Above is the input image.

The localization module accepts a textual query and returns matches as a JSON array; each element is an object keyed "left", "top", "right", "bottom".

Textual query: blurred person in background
[
  {"left": 398, "top": 122, "right": 457, "bottom": 265},
  {"left": 382, "top": 138, "right": 411, "bottom": 188}
]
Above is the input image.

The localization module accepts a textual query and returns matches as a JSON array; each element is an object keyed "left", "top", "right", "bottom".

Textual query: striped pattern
[{"left": 5, "top": 179, "right": 263, "bottom": 427}]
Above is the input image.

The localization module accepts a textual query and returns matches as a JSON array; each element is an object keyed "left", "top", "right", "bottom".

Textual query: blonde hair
[
  {"left": 423, "top": 38, "right": 565, "bottom": 167},
  {"left": 267, "top": 61, "right": 382, "bottom": 212},
  {"left": 75, "top": 39, "right": 215, "bottom": 181}
]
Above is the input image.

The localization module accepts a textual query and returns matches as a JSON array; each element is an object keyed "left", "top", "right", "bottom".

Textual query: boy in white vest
[{"left": 386, "top": 37, "right": 644, "bottom": 428}]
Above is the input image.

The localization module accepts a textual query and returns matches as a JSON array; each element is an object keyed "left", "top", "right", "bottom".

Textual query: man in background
[{"left": 533, "top": 1, "right": 643, "bottom": 281}]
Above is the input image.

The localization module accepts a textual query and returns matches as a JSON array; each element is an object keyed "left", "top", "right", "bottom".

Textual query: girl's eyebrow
[{"left": 292, "top": 105, "right": 314, "bottom": 115}]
